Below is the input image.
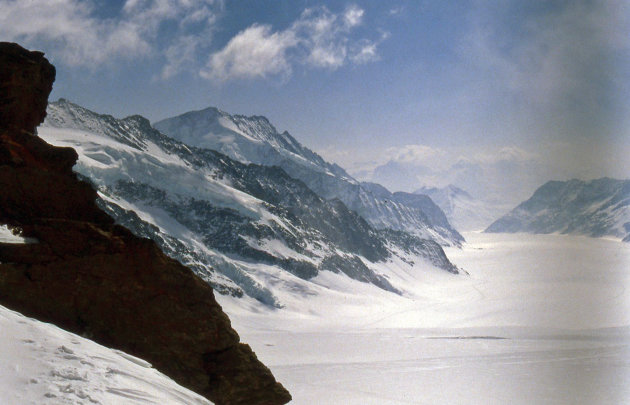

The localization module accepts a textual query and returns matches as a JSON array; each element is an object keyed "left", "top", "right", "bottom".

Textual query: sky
[{"left": 2, "top": 0, "right": 630, "bottom": 201}]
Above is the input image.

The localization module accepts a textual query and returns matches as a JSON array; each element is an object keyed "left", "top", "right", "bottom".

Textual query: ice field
[{"left": 220, "top": 232, "right": 630, "bottom": 404}]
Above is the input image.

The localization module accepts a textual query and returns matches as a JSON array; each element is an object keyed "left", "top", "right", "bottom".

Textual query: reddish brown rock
[{"left": 0, "top": 42, "right": 291, "bottom": 405}]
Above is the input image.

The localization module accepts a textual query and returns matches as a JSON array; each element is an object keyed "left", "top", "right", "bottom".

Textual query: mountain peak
[{"left": 154, "top": 106, "right": 462, "bottom": 246}]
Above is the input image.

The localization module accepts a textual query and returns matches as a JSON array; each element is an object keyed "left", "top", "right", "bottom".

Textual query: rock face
[
  {"left": 486, "top": 178, "right": 630, "bottom": 241},
  {"left": 0, "top": 42, "right": 290, "bottom": 405}
]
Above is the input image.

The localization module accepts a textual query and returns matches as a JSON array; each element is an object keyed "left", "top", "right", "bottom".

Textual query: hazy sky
[{"left": 2, "top": 0, "right": 629, "bottom": 197}]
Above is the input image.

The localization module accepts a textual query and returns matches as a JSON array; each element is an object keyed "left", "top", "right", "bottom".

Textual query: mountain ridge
[
  {"left": 154, "top": 106, "right": 463, "bottom": 246},
  {"left": 415, "top": 185, "right": 498, "bottom": 231},
  {"left": 42, "top": 99, "right": 461, "bottom": 308},
  {"left": 486, "top": 177, "right": 630, "bottom": 241}
]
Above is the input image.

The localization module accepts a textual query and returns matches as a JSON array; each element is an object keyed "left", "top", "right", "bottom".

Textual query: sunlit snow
[
  {"left": 218, "top": 232, "right": 630, "bottom": 404},
  {"left": 0, "top": 306, "right": 212, "bottom": 404}
]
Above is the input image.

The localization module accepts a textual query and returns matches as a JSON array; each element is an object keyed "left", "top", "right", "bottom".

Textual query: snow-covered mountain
[
  {"left": 360, "top": 182, "right": 463, "bottom": 240},
  {"left": 415, "top": 185, "right": 498, "bottom": 231},
  {"left": 486, "top": 178, "right": 630, "bottom": 241},
  {"left": 154, "top": 107, "right": 462, "bottom": 246},
  {"left": 40, "top": 99, "right": 460, "bottom": 307},
  {"left": 0, "top": 304, "right": 212, "bottom": 405}
]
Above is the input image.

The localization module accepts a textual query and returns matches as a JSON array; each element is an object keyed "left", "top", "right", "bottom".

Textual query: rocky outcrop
[{"left": 0, "top": 42, "right": 290, "bottom": 405}]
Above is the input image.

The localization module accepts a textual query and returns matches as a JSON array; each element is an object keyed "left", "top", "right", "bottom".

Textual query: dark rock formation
[{"left": 0, "top": 42, "right": 290, "bottom": 405}]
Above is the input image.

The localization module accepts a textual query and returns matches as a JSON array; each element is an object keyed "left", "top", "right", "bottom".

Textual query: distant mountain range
[
  {"left": 415, "top": 185, "right": 499, "bottom": 231},
  {"left": 40, "top": 99, "right": 461, "bottom": 307},
  {"left": 154, "top": 107, "right": 463, "bottom": 246},
  {"left": 486, "top": 178, "right": 630, "bottom": 241}
]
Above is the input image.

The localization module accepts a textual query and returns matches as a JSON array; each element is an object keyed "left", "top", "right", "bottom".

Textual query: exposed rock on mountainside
[
  {"left": 486, "top": 178, "right": 630, "bottom": 241},
  {"left": 41, "top": 99, "right": 461, "bottom": 305},
  {"left": 154, "top": 107, "right": 462, "bottom": 246},
  {"left": 361, "top": 182, "right": 464, "bottom": 243},
  {"left": 0, "top": 42, "right": 290, "bottom": 405}
]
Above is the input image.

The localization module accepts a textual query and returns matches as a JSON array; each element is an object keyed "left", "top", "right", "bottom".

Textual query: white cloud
[
  {"left": 201, "top": 24, "right": 297, "bottom": 81},
  {"left": 343, "top": 5, "right": 364, "bottom": 28},
  {"left": 0, "top": 1, "right": 382, "bottom": 81},
  {"left": 0, "top": 0, "right": 220, "bottom": 74},
  {"left": 388, "top": 6, "right": 405, "bottom": 16},
  {"left": 296, "top": 8, "right": 349, "bottom": 69},
  {"left": 350, "top": 40, "right": 378, "bottom": 64},
  {"left": 384, "top": 144, "right": 446, "bottom": 165},
  {"left": 202, "top": 5, "right": 385, "bottom": 81}
]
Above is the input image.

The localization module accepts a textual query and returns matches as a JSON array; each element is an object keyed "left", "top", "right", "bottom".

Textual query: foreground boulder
[{"left": 0, "top": 42, "right": 291, "bottom": 405}]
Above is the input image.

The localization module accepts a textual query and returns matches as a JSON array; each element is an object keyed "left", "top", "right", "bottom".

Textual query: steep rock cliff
[{"left": 0, "top": 42, "right": 290, "bottom": 405}]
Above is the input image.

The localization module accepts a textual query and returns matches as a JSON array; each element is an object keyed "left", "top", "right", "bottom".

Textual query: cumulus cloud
[
  {"left": 201, "top": 5, "right": 385, "bottom": 81},
  {"left": 0, "top": 0, "right": 220, "bottom": 75},
  {"left": 201, "top": 24, "right": 297, "bottom": 81},
  {"left": 0, "top": 1, "right": 383, "bottom": 81},
  {"left": 343, "top": 5, "right": 364, "bottom": 27}
]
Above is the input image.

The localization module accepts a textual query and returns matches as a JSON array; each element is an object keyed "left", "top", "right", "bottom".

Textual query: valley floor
[{"left": 219, "top": 232, "right": 630, "bottom": 404}]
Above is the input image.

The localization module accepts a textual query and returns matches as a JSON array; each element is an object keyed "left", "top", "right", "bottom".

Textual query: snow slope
[
  {"left": 0, "top": 305, "right": 212, "bottom": 405},
  {"left": 0, "top": 225, "right": 35, "bottom": 244}
]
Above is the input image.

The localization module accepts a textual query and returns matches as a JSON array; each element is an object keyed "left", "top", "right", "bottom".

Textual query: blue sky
[{"left": 2, "top": 0, "right": 630, "bottom": 196}]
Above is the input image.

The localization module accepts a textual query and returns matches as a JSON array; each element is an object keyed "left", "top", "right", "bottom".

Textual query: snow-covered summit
[
  {"left": 155, "top": 106, "right": 462, "bottom": 246},
  {"left": 154, "top": 106, "right": 350, "bottom": 180}
]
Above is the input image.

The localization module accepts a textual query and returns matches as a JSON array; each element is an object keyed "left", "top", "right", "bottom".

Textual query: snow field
[
  {"left": 0, "top": 306, "right": 212, "bottom": 405},
  {"left": 218, "top": 232, "right": 630, "bottom": 404}
]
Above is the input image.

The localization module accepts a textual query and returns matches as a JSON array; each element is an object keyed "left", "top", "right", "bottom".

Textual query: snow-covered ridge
[
  {"left": 0, "top": 304, "right": 212, "bottom": 405},
  {"left": 40, "top": 100, "right": 460, "bottom": 307},
  {"left": 486, "top": 177, "right": 630, "bottom": 241},
  {"left": 153, "top": 106, "right": 345, "bottom": 179},
  {"left": 154, "top": 106, "right": 463, "bottom": 246}
]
